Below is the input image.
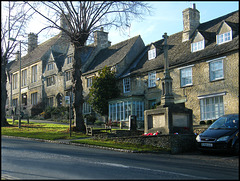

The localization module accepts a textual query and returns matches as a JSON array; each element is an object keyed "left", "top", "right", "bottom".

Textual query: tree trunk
[
  {"left": 72, "top": 44, "right": 86, "bottom": 133},
  {"left": 1, "top": 60, "right": 10, "bottom": 127}
]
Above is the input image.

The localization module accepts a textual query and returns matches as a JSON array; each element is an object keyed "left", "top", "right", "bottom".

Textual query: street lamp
[{"left": 9, "top": 38, "right": 22, "bottom": 128}]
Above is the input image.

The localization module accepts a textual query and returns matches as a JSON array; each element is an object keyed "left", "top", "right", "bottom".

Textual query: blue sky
[
  {"left": 108, "top": 1, "right": 239, "bottom": 46},
  {"left": 3, "top": 1, "right": 238, "bottom": 49}
]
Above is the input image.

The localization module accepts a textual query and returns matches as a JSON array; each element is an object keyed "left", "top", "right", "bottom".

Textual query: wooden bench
[{"left": 86, "top": 127, "right": 111, "bottom": 136}]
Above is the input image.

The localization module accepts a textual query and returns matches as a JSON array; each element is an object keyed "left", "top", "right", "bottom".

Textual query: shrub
[
  {"left": 94, "top": 120, "right": 104, "bottom": 126},
  {"left": 206, "top": 120, "right": 213, "bottom": 125},
  {"left": 31, "top": 102, "right": 44, "bottom": 116},
  {"left": 84, "top": 114, "right": 96, "bottom": 125}
]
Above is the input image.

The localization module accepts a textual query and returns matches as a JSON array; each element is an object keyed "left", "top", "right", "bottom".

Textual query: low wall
[{"left": 93, "top": 132, "right": 197, "bottom": 154}]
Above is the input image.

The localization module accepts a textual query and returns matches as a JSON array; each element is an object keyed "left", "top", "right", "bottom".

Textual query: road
[{"left": 2, "top": 136, "right": 239, "bottom": 180}]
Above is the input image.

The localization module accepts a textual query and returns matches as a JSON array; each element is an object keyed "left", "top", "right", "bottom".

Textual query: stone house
[
  {"left": 6, "top": 16, "right": 145, "bottom": 119},
  {"left": 113, "top": 5, "right": 239, "bottom": 126},
  {"left": 6, "top": 5, "right": 238, "bottom": 127}
]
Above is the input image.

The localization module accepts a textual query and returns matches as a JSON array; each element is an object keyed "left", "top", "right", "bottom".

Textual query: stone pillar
[{"left": 161, "top": 33, "right": 174, "bottom": 106}]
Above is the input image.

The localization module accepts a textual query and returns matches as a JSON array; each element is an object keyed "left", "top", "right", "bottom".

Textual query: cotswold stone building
[
  {"left": 6, "top": 5, "right": 238, "bottom": 126},
  {"left": 114, "top": 6, "right": 239, "bottom": 126},
  {"left": 6, "top": 16, "right": 145, "bottom": 119}
]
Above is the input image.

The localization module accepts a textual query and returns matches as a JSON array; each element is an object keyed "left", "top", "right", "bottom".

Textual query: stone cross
[
  {"left": 161, "top": 32, "right": 174, "bottom": 105},
  {"left": 162, "top": 32, "right": 169, "bottom": 76}
]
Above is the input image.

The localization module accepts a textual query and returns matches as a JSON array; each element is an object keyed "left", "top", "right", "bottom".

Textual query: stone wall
[{"left": 93, "top": 131, "right": 197, "bottom": 154}]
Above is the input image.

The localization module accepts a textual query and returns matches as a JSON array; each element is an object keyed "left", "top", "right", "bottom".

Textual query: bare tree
[
  {"left": 26, "top": 1, "right": 151, "bottom": 132},
  {"left": 1, "top": 2, "right": 34, "bottom": 127}
]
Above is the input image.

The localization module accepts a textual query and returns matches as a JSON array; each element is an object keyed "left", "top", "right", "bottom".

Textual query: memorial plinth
[{"left": 144, "top": 33, "right": 193, "bottom": 134}]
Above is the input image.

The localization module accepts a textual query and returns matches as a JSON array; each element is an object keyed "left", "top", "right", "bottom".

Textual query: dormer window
[
  {"left": 47, "top": 62, "right": 54, "bottom": 70},
  {"left": 191, "top": 40, "right": 204, "bottom": 52},
  {"left": 217, "top": 31, "right": 232, "bottom": 45},
  {"left": 216, "top": 21, "right": 233, "bottom": 45},
  {"left": 67, "top": 56, "right": 72, "bottom": 64},
  {"left": 148, "top": 48, "right": 156, "bottom": 60}
]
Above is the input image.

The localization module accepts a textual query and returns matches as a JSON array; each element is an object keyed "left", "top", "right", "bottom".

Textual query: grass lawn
[
  {"left": 71, "top": 139, "right": 170, "bottom": 152},
  {"left": 2, "top": 119, "right": 169, "bottom": 153},
  {"left": 1, "top": 119, "right": 88, "bottom": 140}
]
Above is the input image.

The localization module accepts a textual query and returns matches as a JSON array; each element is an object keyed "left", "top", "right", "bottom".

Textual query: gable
[
  {"left": 192, "top": 31, "right": 204, "bottom": 43},
  {"left": 217, "top": 21, "right": 232, "bottom": 35}
]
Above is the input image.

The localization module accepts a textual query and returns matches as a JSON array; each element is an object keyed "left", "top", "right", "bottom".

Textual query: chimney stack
[
  {"left": 28, "top": 33, "right": 38, "bottom": 53},
  {"left": 93, "top": 27, "right": 111, "bottom": 49},
  {"left": 182, "top": 3, "right": 200, "bottom": 42}
]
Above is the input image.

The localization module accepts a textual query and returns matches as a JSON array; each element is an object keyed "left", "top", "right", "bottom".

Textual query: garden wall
[{"left": 94, "top": 132, "right": 197, "bottom": 154}]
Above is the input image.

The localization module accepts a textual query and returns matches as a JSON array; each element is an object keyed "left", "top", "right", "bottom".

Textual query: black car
[{"left": 196, "top": 114, "right": 239, "bottom": 154}]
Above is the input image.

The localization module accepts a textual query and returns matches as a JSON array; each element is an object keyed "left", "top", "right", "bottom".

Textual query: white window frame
[
  {"left": 208, "top": 57, "right": 224, "bottom": 81},
  {"left": 148, "top": 71, "right": 156, "bottom": 88},
  {"left": 198, "top": 93, "right": 225, "bottom": 121},
  {"left": 180, "top": 66, "right": 193, "bottom": 87},
  {"left": 217, "top": 31, "right": 232, "bottom": 45},
  {"left": 191, "top": 40, "right": 204, "bottom": 52},
  {"left": 108, "top": 101, "right": 144, "bottom": 122},
  {"left": 123, "top": 77, "right": 130, "bottom": 93},
  {"left": 148, "top": 48, "right": 156, "bottom": 60}
]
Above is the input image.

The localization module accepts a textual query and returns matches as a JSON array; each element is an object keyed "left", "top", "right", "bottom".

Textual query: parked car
[{"left": 196, "top": 114, "right": 239, "bottom": 154}]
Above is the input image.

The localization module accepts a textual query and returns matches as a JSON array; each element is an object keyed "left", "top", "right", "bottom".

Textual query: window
[
  {"left": 217, "top": 31, "right": 232, "bottom": 45},
  {"left": 87, "top": 77, "right": 93, "bottom": 87},
  {"left": 148, "top": 71, "right": 156, "bottom": 88},
  {"left": 123, "top": 78, "right": 130, "bottom": 93},
  {"left": 47, "top": 76, "right": 55, "bottom": 86},
  {"left": 31, "top": 92, "right": 37, "bottom": 105},
  {"left": 200, "top": 95, "right": 224, "bottom": 121},
  {"left": 31, "top": 65, "right": 37, "bottom": 83},
  {"left": 46, "top": 97, "right": 54, "bottom": 107},
  {"left": 109, "top": 100, "right": 144, "bottom": 122},
  {"left": 180, "top": 67, "right": 193, "bottom": 87},
  {"left": 47, "top": 62, "right": 54, "bottom": 71},
  {"left": 67, "top": 56, "right": 72, "bottom": 64},
  {"left": 191, "top": 40, "right": 204, "bottom": 52},
  {"left": 21, "top": 69, "right": 27, "bottom": 87},
  {"left": 13, "top": 73, "right": 18, "bottom": 90},
  {"left": 65, "top": 71, "right": 72, "bottom": 81},
  {"left": 83, "top": 102, "right": 92, "bottom": 114},
  {"left": 209, "top": 59, "right": 224, "bottom": 81},
  {"left": 148, "top": 48, "right": 156, "bottom": 60}
]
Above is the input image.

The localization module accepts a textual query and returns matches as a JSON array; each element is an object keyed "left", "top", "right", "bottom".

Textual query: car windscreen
[{"left": 209, "top": 116, "right": 239, "bottom": 129}]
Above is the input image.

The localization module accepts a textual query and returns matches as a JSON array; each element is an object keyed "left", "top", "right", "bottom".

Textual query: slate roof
[
  {"left": 84, "top": 35, "right": 141, "bottom": 75},
  {"left": 125, "top": 10, "right": 239, "bottom": 77},
  {"left": 8, "top": 33, "right": 71, "bottom": 73}
]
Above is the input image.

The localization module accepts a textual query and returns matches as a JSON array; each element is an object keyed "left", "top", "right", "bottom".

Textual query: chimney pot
[{"left": 193, "top": 3, "right": 196, "bottom": 9}]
